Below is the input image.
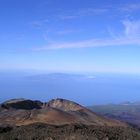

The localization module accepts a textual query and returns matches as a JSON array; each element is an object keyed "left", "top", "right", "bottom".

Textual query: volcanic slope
[{"left": 0, "top": 98, "right": 140, "bottom": 140}]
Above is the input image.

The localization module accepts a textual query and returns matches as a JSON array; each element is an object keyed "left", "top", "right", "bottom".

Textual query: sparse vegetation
[{"left": 1, "top": 123, "right": 140, "bottom": 140}]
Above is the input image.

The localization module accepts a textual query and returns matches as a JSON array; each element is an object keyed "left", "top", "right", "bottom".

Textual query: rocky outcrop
[{"left": 1, "top": 99, "right": 42, "bottom": 110}]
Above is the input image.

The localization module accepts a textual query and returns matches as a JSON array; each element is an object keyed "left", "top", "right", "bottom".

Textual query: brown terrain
[
  {"left": 0, "top": 98, "right": 125, "bottom": 126},
  {"left": 88, "top": 103, "right": 140, "bottom": 129},
  {"left": 0, "top": 98, "right": 140, "bottom": 140}
]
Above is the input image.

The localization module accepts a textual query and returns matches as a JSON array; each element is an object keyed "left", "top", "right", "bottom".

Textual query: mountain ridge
[
  {"left": 0, "top": 98, "right": 126, "bottom": 127},
  {"left": 1, "top": 98, "right": 140, "bottom": 140}
]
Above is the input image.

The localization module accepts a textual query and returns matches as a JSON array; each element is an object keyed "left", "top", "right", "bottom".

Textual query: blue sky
[{"left": 0, "top": 0, "right": 140, "bottom": 74}]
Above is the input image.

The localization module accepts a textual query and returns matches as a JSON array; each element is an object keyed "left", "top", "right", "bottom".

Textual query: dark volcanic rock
[{"left": 1, "top": 99, "right": 42, "bottom": 110}]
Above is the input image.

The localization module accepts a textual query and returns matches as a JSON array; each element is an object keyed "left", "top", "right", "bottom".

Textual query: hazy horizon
[{"left": 0, "top": 70, "right": 140, "bottom": 106}]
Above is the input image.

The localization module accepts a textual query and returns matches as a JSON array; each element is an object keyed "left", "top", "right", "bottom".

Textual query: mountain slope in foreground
[{"left": 0, "top": 98, "right": 140, "bottom": 140}]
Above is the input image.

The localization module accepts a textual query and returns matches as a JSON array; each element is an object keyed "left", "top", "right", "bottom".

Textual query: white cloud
[
  {"left": 33, "top": 37, "right": 140, "bottom": 51},
  {"left": 58, "top": 8, "right": 109, "bottom": 20},
  {"left": 121, "top": 3, "right": 140, "bottom": 12},
  {"left": 78, "top": 8, "right": 109, "bottom": 16},
  {"left": 33, "top": 19, "right": 140, "bottom": 51},
  {"left": 123, "top": 19, "right": 140, "bottom": 37}
]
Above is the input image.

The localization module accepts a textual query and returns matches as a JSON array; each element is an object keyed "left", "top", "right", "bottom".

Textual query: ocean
[{"left": 0, "top": 71, "right": 140, "bottom": 105}]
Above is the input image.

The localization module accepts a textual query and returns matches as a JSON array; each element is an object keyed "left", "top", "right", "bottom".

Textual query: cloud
[
  {"left": 122, "top": 19, "right": 140, "bottom": 37},
  {"left": 33, "top": 36, "right": 140, "bottom": 51},
  {"left": 58, "top": 8, "right": 109, "bottom": 20},
  {"left": 121, "top": 3, "right": 140, "bottom": 12},
  {"left": 31, "top": 19, "right": 49, "bottom": 28},
  {"left": 78, "top": 8, "right": 109, "bottom": 16},
  {"left": 58, "top": 3, "right": 140, "bottom": 21},
  {"left": 33, "top": 19, "right": 140, "bottom": 51}
]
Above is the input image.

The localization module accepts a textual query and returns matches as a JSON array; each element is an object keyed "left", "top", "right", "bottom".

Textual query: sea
[{"left": 0, "top": 71, "right": 140, "bottom": 106}]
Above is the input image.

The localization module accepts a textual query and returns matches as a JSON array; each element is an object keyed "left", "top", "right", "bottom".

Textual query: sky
[{"left": 0, "top": 0, "right": 140, "bottom": 74}]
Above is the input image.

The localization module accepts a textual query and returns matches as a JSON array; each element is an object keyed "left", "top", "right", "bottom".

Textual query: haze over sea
[{"left": 0, "top": 71, "right": 140, "bottom": 106}]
